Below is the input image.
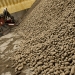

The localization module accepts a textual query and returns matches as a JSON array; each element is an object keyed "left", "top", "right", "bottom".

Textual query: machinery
[
  {"left": 0, "top": 8, "right": 15, "bottom": 36},
  {"left": 0, "top": 0, "right": 35, "bottom": 36}
]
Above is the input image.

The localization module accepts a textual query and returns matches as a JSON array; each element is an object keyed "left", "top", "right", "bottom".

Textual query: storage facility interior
[{"left": 0, "top": 0, "right": 75, "bottom": 75}]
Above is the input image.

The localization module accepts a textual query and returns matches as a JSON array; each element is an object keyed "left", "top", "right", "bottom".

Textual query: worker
[{"left": 3, "top": 8, "right": 15, "bottom": 22}]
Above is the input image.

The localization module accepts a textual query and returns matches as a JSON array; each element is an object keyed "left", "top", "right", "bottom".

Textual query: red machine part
[{"left": 0, "top": 18, "right": 5, "bottom": 26}]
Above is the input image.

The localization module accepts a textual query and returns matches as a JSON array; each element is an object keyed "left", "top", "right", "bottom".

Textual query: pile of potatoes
[
  {"left": 11, "top": 0, "right": 75, "bottom": 75},
  {"left": 11, "top": 23, "right": 75, "bottom": 75}
]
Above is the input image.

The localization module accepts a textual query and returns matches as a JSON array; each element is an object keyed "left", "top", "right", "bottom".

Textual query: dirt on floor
[
  {"left": 0, "top": 0, "right": 75, "bottom": 75},
  {"left": 0, "top": 32, "right": 25, "bottom": 75}
]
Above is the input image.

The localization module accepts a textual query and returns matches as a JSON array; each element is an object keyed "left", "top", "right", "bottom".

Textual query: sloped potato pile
[{"left": 11, "top": 0, "right": 75, "bottom": 75}]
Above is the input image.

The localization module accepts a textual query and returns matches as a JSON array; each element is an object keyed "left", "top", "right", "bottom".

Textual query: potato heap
[{"left": 11, "top": 0, "right": 75, "bottom": 75}]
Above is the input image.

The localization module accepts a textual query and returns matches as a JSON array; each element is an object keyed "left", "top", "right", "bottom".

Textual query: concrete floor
[{"left": 0, "top": 32, "right": 24, "bottom": 75}]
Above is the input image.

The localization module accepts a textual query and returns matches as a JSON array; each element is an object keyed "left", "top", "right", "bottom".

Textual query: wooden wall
[{"left": 0, "top": 0, "right": 35, "bottom": 13}]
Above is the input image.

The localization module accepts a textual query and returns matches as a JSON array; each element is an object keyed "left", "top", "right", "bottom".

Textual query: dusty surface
[
  {"left": 0, "top": 0, "right": 75, "bottom": 75},
  {"left": 0, "top": 32, "right": 25, "bottom": 75}
]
